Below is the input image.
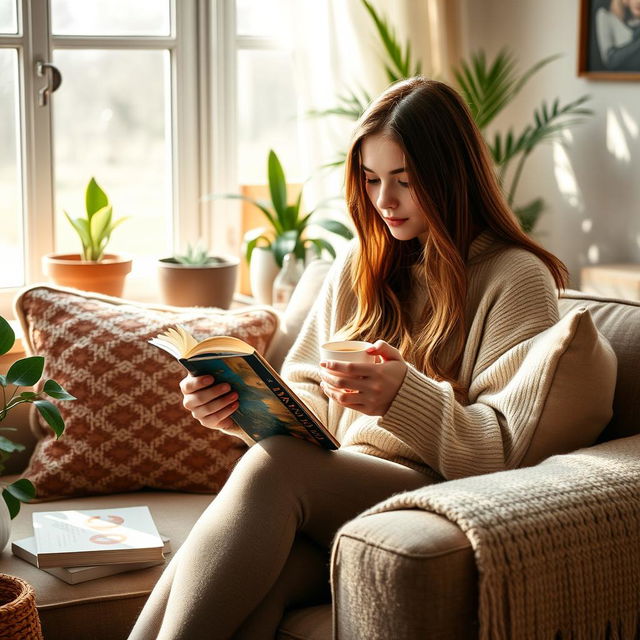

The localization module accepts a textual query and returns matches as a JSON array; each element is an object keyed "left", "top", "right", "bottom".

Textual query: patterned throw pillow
[{"left": 14, "top": 285, "right": 280, "bottom": 499}]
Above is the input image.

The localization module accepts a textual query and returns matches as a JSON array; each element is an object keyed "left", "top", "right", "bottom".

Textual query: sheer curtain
[{"left": 289, "top": 0, "right": 463, "bottom": 221}]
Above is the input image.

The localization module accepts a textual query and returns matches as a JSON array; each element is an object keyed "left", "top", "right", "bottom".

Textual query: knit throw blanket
[{"left": 365, "top": 436, "right": 640, "bottom": 640}]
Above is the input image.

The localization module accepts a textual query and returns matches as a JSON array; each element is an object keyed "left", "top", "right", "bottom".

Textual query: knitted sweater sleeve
[{"left": 343, "top": 251, "right": 561, "bottom": 479}]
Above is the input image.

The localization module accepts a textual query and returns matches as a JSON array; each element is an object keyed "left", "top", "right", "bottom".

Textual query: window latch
[{"left": 35, "top": 61, "right": 62, "bottom": 107}]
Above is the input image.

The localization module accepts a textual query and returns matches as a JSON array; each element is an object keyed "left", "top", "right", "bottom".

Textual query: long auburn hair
[{"left": 340, "top": 77, "right": 568, "bottom": 387}]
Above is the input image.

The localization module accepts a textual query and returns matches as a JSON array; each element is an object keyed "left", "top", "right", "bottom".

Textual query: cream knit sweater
[{"left": 281, "top": 232, "right": 560, "bottom": 480}]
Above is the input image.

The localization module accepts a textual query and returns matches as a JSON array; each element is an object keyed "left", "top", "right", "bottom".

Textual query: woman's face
[{"left": 360, "top": 133, "right": 428, "bottom": 244}]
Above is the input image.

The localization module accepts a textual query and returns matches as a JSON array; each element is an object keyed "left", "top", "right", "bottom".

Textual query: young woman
[{"left": 128, "top": 77, "right": 567, "bottom": 639}]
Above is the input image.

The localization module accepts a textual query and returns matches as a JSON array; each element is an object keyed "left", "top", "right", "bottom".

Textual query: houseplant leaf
[
  {"left": 2, "top": 479, "right": 36, "bottom": 518},
  {"left": 89, "top": 205, "right": 113, "bottom": 260},
  {"left": 272, "top": 230, "right": 299, "bottom": 268},
  {"left": 6, "top": 356, "right": 44, "bottom": 387},
  {"left": 305, "top": 237, "right": 337, "bottom": 260},
  {"left": 0, "top": 316, "right": 14, "bottom": 356},
  {"left": 243, "top": 228, "right": 272, "bottom": 264},
  {"left": 63, "top": 211, "right": 92, "bottom": 258},
  {"left": 268, "top": 150, "right": 288, "bottom": 225},
  {"left": 313, "top": 219, "right": 353, "bottom": 239},
  {"left": 220, "top": 194, "right": 283, "bottom": 235},
  {"left": 43, "top": 380, "right": 76, "bottom": 401},
  {"left": 514, "top": 198, "right": 545, "bottom": 233},
  {"left": 2, "top": 489, "right": 20, "bottom": 519},
  {"left": 4, "top": 478, "right": 35, "bottom": 503},
  {"left": 0, "top": 436, "right": 25, "bottom": 454},
  {"left": 86, "top": 177, "right": 109, "bottom": 218},
  {"left": 34, "top": 400, "right": 65, "bottom": 438}
]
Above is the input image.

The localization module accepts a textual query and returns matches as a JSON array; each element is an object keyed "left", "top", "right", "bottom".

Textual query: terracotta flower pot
[
  {"left": 0, "top": 574, "right": 43, "bottom": 639},
  {"left": 42, "top": 254, "right": 132, "bottom": 298},
  {"left": 157, "top": 256, "right": 239, "bottom": 309}
]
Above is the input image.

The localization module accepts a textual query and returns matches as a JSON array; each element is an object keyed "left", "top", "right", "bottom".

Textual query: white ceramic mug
[{"left": 320, "top": 340, "right": 376, "bottom": 364}]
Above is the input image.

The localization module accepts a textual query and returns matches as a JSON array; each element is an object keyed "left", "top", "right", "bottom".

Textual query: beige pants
[{"left": 128, "top": 435, "right": 429, "bottom": 640}]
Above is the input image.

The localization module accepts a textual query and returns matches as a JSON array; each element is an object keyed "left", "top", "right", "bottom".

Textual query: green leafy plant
[
  {"left": 172, "top": 243, "right": 226, "bottom": 266},
  {"left": 452, "top": 50, "right": 591, "bottom": 232},
  {"left": 64, "top": 177, "right": 128, "bottom": 262},
  {"left": 222, "top": 150, "right": 353, "bottom": 268},
  {"left": 314, "top": 0, "right": 593, "bottom": 233},
  {"left": 0, "top": 316, "right": 74, "bottom": 518}
]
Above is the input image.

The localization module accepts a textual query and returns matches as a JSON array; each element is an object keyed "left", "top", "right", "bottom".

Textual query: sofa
[{"left": 0, "top": 261, "right": 638, "bottom": 639}]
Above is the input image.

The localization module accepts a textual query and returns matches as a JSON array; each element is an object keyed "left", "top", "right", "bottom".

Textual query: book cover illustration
[{"left": 149, "top": 327, "right": 339, "bottom": 449}]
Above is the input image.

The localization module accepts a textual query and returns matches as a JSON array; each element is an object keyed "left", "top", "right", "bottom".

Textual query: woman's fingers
[
  {"left": 180, "top": 374, "right": 213, "bottom": 395},
  {"left": 196, "top": 398, "right": 240, "bottom": 431}
]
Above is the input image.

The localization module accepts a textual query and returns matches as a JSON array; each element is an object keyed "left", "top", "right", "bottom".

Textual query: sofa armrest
[
  {"left": 331, "top": 510, "right": 477, "bottom": 640},
  {"left": 348, "top": 435, "right": 640, "bottom": 639}
]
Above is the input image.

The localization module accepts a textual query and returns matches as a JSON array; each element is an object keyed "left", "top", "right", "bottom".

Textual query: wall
[{"left": 461, "top": 0, "right": 640, "bottom": 286}]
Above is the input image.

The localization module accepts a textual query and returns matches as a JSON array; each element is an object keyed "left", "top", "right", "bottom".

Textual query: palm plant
[
  {"left": 222, "top": 150, "right": 353, "bottom": 268},
  {"left": 314, "top": 0, "right": 593, "bottom": 233}
]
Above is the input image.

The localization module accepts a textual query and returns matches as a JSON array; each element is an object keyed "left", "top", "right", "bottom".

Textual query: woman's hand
[
  {"left": 180, "top": 374, "right": 253, "bottom": 445},
  {"left": 319, "top": 340, "right": 407, "bottom": 416}
]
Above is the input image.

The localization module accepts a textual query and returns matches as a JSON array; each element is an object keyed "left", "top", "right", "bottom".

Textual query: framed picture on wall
[{"left": 578, "top": 0, "right": 640, "bottom": 80}]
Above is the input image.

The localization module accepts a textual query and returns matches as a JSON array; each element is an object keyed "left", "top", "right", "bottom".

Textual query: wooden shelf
[{"left": 580, "top": 264, "right": 640, "bottom": 301}]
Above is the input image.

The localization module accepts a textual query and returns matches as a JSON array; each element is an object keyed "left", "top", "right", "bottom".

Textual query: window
[
  {"left": 0, "top": 0, "right": 309, "bottom": 316},
  {"left": 0, "top": 0, "right": 199, "bottom": 315}
]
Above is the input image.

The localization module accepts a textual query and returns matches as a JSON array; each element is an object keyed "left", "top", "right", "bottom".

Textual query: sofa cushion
[
  {"left": 13, "top": 285, "right": 279, "bottom": 499},
  {"left": 517, "top": 306, "right": 617, "bottom": 467},
  {"left": 266, "top": 259, "right": 332, "bottom": 372},
  {"left": 559, "top": 290, "right": 640, "bottom": 441}
]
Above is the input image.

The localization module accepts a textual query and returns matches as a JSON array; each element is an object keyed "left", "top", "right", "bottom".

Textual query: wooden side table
[{"left": 580, "top": 264, "right": 640, "bottom": 301}]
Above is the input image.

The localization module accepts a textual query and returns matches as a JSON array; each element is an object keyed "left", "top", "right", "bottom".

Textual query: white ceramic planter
[
  {"left": 249, "top": 247, "right": 280, "bottom": 305},
  {"left": 0, "top": 499, "right": 11, "bottom": 552}
]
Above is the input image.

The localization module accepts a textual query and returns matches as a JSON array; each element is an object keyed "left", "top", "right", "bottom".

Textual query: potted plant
[
  {"left": 313, "top": 0, "right": 593, "bottom": 234},
  {"left": 0, "top": 315, "right": 73, "bottom": 549},
  {"left": 221, "top": 149, "right": 353, "bottom": 304},
  {"left": 157, "top": 243, "right": 240, "bottom": 309},
  {"left": 43, "top": 177, "right": 132, "bottom": 297}
]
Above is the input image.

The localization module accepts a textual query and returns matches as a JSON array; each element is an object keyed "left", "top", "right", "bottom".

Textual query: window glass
[
  {"left": 51, "top": 0, "right": 170, "bottom": 36},
  {"left": 52, "top": 49, "right": 173, "bottom": 260},
  {"left": 0, "top": 0, "right": 17, "bottom": 34},
  {"left": 237, "top": 49, "right": 302, "bottom": 184},
  {"left": 235, "top": 0, "right": 292, "bottom": 38},
  {"left": 0, "top": 49, "right": 24, "bottom": 289}
]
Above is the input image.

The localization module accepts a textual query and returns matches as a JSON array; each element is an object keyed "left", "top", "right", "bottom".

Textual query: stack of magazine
[{"left": 12, "top": 505, "right": 170, "bottom": 585}]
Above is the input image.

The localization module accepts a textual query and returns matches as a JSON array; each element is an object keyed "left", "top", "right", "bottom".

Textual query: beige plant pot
[
  {"left": 42, "top": 254, "right": 132, "bottom": 297},
  {"left": 157, "top": 257, "right": 239, "bottom": 309}
]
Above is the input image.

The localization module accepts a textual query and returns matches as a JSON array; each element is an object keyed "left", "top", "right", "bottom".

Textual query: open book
[{"left": 149, "top": 326, "right": 339, "bottom": 450}]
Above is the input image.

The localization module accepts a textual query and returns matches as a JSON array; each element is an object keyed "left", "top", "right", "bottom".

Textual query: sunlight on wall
[
  {"left": 606, "top": 109, "right": 631, "bottom": 163},
  {"left": 588, "top": 244, "right": 600, "bottom": 263},
  {"left": 620, "top": 107, "right": 639, "bottom": 139},
  {"left": 581, "top": 219, "right": 592, "bottom": 233},
  {"left": 552, "top": 140, "right": 583, "bottom": 211}
]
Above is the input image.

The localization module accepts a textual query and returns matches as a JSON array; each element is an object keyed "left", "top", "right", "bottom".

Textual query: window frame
[{"left": 0, "top": 0, "right": 203, "bottom": 316}]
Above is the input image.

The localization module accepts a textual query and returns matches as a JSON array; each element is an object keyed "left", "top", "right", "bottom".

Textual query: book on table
[
  {"left": 149, "top": 325, "right": 339, "bottom": 450},
  {"left": 31, "top": 505, "right": 165, "bottom": 568},
  {"left": 12, "top": 534, "right": 172, "bottom": 585}
]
